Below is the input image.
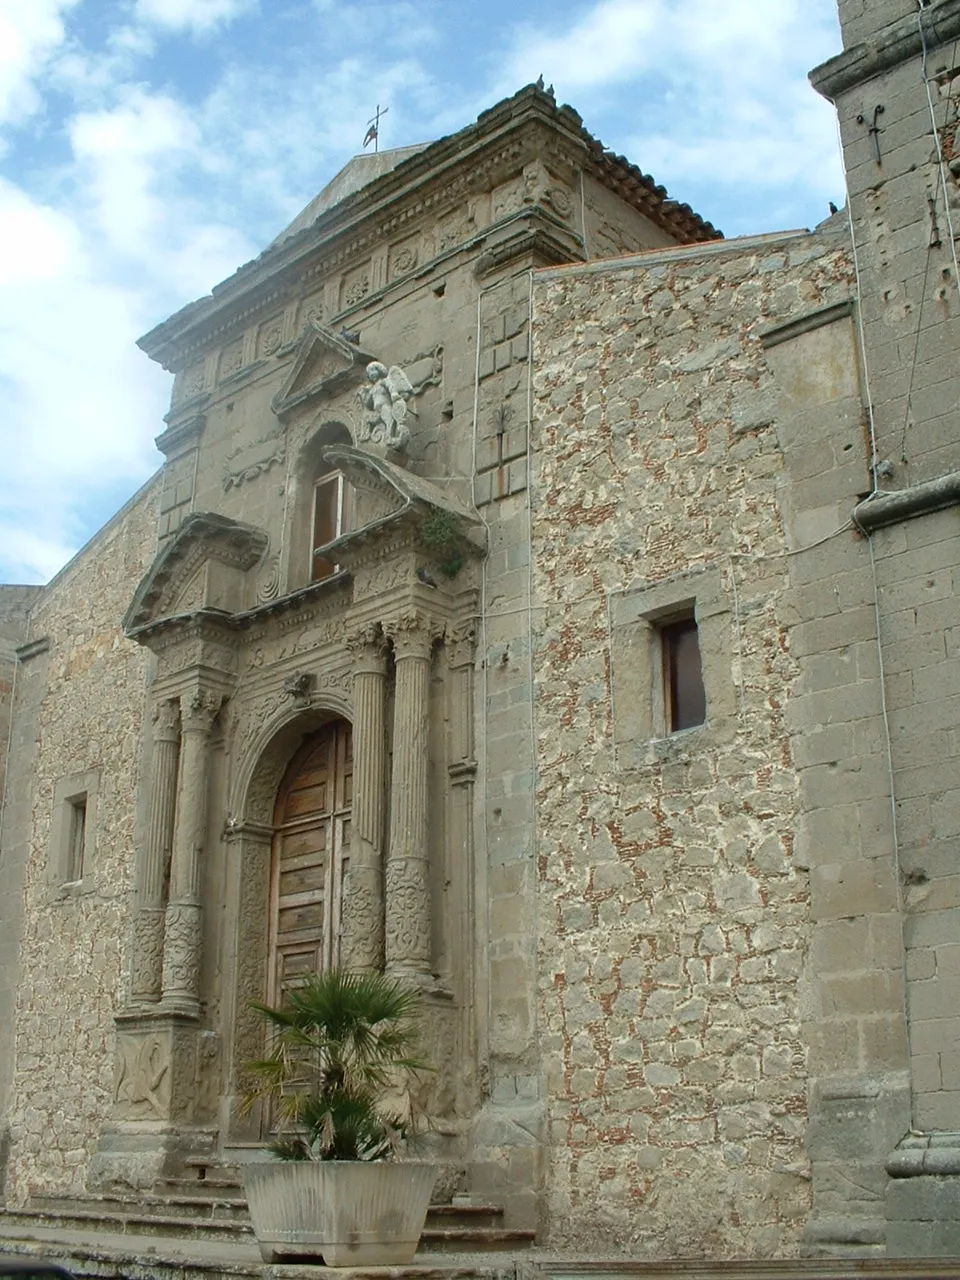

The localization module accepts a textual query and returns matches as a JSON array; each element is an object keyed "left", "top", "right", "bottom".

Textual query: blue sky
[{"left": 0, "top": 0, "right": 845, "bottom": 585}]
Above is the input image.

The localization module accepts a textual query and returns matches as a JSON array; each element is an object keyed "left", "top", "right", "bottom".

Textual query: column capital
[
  {"left": 347, "top": 623, "right": 388, "bottom": 674},
  {"left": 179, "top": 687, "right": 221, "bottom": 734},
  {"left": 446, "top": 621, "right": 477, "bottom": 669},
  {"left": 385, "top": 611, "right": 443, "bottom": 662},
  {"left": 153, "top": 697, "right": 181, "bottom": 742}
]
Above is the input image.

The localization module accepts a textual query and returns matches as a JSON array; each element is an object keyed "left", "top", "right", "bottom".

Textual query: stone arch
[
  {"left": 220, "top": 698, "right": 353, "bottom": 1144},
  {"left": 231, "top": 691, "right": 353, "bottom": 827}
]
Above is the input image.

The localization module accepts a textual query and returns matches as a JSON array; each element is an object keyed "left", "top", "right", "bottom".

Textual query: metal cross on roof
[{"left": 363, "top": 104, "right": 389, "bottom": 153}]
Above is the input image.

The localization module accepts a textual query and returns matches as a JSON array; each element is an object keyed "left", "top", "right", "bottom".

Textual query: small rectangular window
[
  {"left": 65, "top": 795, "right": 87, "bottom": 883},
  {"left": 661, "top": 617, "right": 706, "bottom": 732},
  {"left": 312, "top": 472, "right": 345, "bottom": 581}
]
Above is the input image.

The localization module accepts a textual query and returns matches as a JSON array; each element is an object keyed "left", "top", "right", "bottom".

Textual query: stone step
[
  {"left": 32, "top": 1192, "right": 249, "bottom": 1222},
  {"left": 11, "top": 1197, "right": 530, "bottom": 1252},
  {"left": 421, "top": 1226, "right": 536, "bottom": 1253},
  {"left": 5, "top": 1204, "right": 252, "bottom": 1244},
  {"left": 5, "top": 1218, "right": 960, "bottom": 1280},
  {"left": 0, "top": 1217, "right": 516, "bottom": 1280},
  {"left": 30, "top": 1191, "right": 508, "bottom": 1231}
]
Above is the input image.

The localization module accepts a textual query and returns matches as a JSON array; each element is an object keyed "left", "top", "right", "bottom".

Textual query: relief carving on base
[
  {"left": 130, "top": 909, "right": 166, "bottom": 1002},
  {"left": 339, "top": 865, "right": 384, "bottom": 971},
  {"left": 114, "top": 1033, "right": 172, "bottom": 1119},
  {"left": 384, "top": 857, "right": 431, "bottom": 962},
  {"left": 161, "top": 901, "right": 202, "bottom": 998}
]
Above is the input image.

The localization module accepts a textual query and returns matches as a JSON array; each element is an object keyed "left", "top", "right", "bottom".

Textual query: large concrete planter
[{"left": 243, "top": 1160, "right": 436, "bottom": 1265}]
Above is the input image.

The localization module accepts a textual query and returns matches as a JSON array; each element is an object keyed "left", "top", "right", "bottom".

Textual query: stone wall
[
  {"left": 0, "top": 587, "right": 41, "bottom": 810},
  {"left": 813, "top": 2, "right": 960, "bottom": 1254},
  {"left": 529, "top": 229, "right": 860, "bottom": 1256},
  {"left": 0, "top": 480, "right": 159, "bottom": 1203}
]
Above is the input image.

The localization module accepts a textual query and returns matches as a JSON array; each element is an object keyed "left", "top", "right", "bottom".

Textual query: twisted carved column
[
  {"left": 385, "top": 614, "right": 436, "bottom": 979},
  {"left": 343, "top": 626, "right": 388, "bottom": 971},
  {"left": 131, "top": 698, "right": 181, "bottom": 1003},
  {"left": 161, "top": 688, "right": 220, "bottom": 1015}
]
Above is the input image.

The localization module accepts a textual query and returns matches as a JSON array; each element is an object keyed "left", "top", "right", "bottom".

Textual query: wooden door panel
[{"left": 268, "top": 719, "right": 352, "bottom": 1013}]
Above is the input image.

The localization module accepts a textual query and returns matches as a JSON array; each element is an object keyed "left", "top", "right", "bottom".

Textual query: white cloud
[
  {"left": 0, "top": 178, "right": 167, "bottom": 582},
  {"left": 134, "top": 0, "right": 257, "bottom": 35},
  {"left": 0, "top": 0, "right": 81, "bottom": 128},
  {"left": 492, "top": 0, "right": 843, "bottom": 226},
  {"left": 0, "top": 0, "right": 847, "bottom": 582}
]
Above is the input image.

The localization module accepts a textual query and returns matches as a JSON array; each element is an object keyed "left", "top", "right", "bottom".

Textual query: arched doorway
[{"left": 267, "top": 718, "right": 353, "bottom": 1007}]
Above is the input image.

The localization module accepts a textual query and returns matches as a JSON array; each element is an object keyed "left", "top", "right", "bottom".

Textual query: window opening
[
  {"left": 66, "top": 795, "right": 87, "bottom": 882},
  {"left": 312, "top": 472, "right": 345, "bottom": 582},
  {"left": 662, "top": 617, "right": 706, "bottom": 732}
]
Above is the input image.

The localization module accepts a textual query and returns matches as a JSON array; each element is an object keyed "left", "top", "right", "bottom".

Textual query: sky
[{"left": 0, "top": 0, "right": 845, "bottom": 586}]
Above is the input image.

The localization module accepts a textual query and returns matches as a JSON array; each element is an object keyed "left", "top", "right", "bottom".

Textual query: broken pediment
[
  {"left": 125, "top": 512, "right": 268, "bottom": 636},
  {"left": 272, "top": 321, "right": 376, "bottom": 420},
  {"left": 318, "top": 444, "right": 486, "bottom": 568}
]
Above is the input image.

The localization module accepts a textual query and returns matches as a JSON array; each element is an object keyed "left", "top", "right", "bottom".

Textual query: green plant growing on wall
[
  {"left": 243, "top": 968, "right": 430, "bottom": 1161},
  {"left": 420, "top": 509, "right": 463, "bottom": 579}
]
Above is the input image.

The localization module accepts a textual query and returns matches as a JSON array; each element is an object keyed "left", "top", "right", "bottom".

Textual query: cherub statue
[{"left": 360, "top": 361, "right": 415, "bottom": 451}]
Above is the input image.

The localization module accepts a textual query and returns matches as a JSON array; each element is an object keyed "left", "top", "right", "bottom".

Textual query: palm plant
[{"left": 244, "top": 968, "right": 430, "bottom": 1162}]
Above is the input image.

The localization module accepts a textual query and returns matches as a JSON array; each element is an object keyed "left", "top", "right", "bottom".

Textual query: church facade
[{"left": 2, "top": 0, "right": 960, "bottom": 1260}]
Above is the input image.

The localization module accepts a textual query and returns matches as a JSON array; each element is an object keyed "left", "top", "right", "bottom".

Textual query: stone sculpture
[{"left": 360, "top": 360, "right": 415, "bottom": 451}]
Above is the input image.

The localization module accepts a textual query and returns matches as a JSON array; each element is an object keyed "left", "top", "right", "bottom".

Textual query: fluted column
[
  {"left": 131, "top": 698, "right": 181, "bottom": 1003},
  {"left": 385, "top": 613, "right": 435, "bottom": 979},
  {"left": 161, "top": 688, "right": 220, "bottom": 1015},
  {"left": 343, "top": 625, "right": 388, "bottom": 971}
]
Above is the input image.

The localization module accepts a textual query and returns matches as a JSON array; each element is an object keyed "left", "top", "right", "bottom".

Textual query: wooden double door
[{"left": 268, "top": 719, "right": 353, "bottom": 1006}]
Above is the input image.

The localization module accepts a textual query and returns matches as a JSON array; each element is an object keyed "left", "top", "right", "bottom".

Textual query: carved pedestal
[{"left": 91, "top": 1010, "right": 208, "bottom": 1190}]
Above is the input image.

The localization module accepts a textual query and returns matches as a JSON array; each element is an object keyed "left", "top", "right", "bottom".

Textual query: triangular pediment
[
  {"left": 272, "top": 321, "right": 376, "bottom": 419},
  {"left": 124, "top": 512, "right": 268, "bottom": 636}
]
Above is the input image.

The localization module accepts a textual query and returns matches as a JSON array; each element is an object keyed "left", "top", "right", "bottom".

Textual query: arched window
[{"left": 292, "top": 422, "right": 352, "bottom": 586}]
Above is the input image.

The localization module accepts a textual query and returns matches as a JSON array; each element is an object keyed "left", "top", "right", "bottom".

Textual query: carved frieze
[
  {"left": 154, "top": 629, "right": 239, "bottom": 682},
  {"left": 223, "top": 437, "right": 285, "bottom": 491},
  {"left": 258, "top": 315, "right": 284, "bottom": 358},
  {"left": 114, "top": 1032, "right": 171, "bottom": 1119},
  {"left": 218, "top": 338, "right": 245, "bottom": 382},
  {"left": 341, "top": 265, "right": 371, "bottom": 308},
  {"left": 352, "top": 560, "right": 411, "bottom": 602},
  {"left": 437, "top": 212, "right": 473, "bottom": 253},
  {"left": 545, "top": 184, "right": 574, "bottom": 220},
  {"left": 388, "top": 238, "right": 419, "bottom": 280},
  {"left": 174, "top": 361, "right": 206, "bottom": 405}
]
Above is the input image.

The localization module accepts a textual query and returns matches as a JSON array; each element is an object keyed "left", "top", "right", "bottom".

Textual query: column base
[{"left": 89, "top": 1123, "right": 217, "bottom": 1193}]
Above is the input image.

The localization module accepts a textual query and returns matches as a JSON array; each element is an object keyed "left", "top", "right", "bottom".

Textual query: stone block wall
[
  {"left": 0, "top": 480, "right": 159, "bottom": 1204},
  {"left": 813, "top": 3, "right": 960, "bottom": 1253},
  {"left": 0, "top": 587, "right": 41, "bottom": 808},
  {"left": 529, "top": 229, "right": 863, "bottom": 1257}
]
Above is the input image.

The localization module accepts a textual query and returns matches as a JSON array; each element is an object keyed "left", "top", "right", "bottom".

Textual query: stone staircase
[
  {"left": 0, "top": 1160, "right": 536, "bottom": 1257},
  {"left": 2, "top": 1170, "right": 960, "bottom": 1280}
]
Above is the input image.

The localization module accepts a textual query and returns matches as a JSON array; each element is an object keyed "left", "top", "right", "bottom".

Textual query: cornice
[
  {"left": 137, "top": 85, "right": 718, "bottom": 372},
  {"left": 810, "top": 0, "right": 960, "bottom": 100},
  {"left": 125, "top": 512, "right": 269, "bottom": 635}
]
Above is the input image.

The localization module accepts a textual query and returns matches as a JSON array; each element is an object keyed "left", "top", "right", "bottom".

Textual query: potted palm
[{"left": 241, "top": 968, "right": 436, "bottom": 1265}]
